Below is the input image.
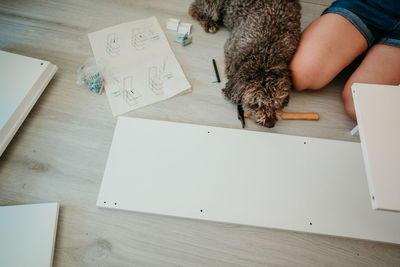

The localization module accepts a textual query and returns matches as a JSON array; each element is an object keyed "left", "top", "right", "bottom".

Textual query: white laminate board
[
  {"left": 352, "top": 83, "right": 400, "bottom": 212},
  {"left": 97, "top": 117, "right": 400, "bottom": 244},
  {"left": 0, "top": 203, "right": 59, "bottom": 267},
  {"left": 0, "top": 50, "right": 57, "bottom": 156}
]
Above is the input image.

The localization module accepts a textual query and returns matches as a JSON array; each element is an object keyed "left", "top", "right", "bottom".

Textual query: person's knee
[
  {"left": 290, "top": 53, "right": 325, "bottom": 91},
  {"left": 342, "top": 83, "right": 357, "bottom": 120},
  {"left": 290, "top": 57, "right": 306, "bottom": 90},
  {"left": 290, "top": 54, "right": 310, "bottom": 90},
  {"left": 343, "top": 101, "right": 357, "bottom": 121}
]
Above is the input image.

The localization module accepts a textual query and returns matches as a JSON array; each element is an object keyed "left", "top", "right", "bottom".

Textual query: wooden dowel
[
  {"left": 280, "top": 112, "right": 319, "bottom": 120},
  {"left": 99, "top": 80, "right": 105, "bottom": 95},
  {"left": 243, "top": 112, "right": 319, "bottom": 120}
]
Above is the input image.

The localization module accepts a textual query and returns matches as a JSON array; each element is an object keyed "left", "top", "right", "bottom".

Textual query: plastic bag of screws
[{"left": 77, "top": 58, "right": 105, "bottom": 94}]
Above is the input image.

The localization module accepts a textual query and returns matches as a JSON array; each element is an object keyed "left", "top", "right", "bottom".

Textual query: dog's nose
[{"left": 263, "top": 119, "right": 277, "bottom": 128}]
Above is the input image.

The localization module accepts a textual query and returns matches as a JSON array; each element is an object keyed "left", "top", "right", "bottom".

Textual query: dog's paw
[
  {"left": 200, "top": 20, "right": 218, "bottom": 33},
  {"left": 208, "top": 25, "right": 218, "bottom": 33},
  {"left": 189, "top": 3, "right": 219, "bottom": 33}
]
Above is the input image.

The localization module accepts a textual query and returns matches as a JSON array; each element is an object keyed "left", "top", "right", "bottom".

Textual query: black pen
[
  {"left": 212, "top": 59, "right": 221, "bottom": 83},
  {"left": 237, "top": 104, "right": 245, "bottom": 128}
]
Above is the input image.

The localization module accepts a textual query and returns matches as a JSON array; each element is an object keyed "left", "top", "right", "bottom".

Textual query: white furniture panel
[
  {"left": 0, "top": 50, "right": 57, "bottom": 156},
  {"left": 352, "top": 83, "right": 400, "bottom": 212},
  {"left": 0, "top": 203, "right": 59, "bottom": 267},
  {"left": 97, "top": 117, "right": 400, "bottom": 244}
]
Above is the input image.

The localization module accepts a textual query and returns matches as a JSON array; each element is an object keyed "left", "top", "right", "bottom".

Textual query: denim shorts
[{"left": 322, "top": 0, "right": 400, "bottom": 48}]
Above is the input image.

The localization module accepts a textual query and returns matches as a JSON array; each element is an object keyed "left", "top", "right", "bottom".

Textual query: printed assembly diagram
[
  {"left": 148, "top": 57, "right": 174, "bottom": 95},
  {"left": 108, "top": 74, "right": 141, "bottom": 107},
  {"left": 122, "top": 76, "right": 141, "bottom": 106},
  {"left": 131, "top": 25, "right": 160, "bottom": 50},
  {"left": 106, "top": 33, "right": 120, "bottom": 57},
  {"left": 89, "top": 17, "right": 191, "bottom": 116}
]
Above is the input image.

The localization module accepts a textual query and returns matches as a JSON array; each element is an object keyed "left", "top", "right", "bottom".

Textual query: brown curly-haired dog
[{"left": 189, "top": 0, "right": 301, "bottom": 127}]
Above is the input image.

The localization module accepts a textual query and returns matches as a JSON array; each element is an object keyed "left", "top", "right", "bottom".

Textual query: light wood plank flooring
[{"left": 0, "top": 0, "right": 399, "bottom": 266}]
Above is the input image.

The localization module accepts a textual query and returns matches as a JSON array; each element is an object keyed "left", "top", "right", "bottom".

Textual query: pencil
[{"left": 212, "top": 59, "right": 221, "bottom": 83}]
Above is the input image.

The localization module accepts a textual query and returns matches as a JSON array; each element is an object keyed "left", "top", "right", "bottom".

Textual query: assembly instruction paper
[{"left": 88, "top": 16, "right": 191, "bottom": 116}]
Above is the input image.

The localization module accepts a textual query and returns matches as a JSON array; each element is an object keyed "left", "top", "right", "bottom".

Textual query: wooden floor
[{"left": 0, "top": 0, "right": 399, "bottom": 266}]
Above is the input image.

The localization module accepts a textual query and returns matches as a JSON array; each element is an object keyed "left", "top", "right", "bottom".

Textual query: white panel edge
[
  {"left": 351, "top": 83, "right": 377, "bottom": 210},
  {"left": 0, "top": 63, "right": 57, "bottom": 157}
]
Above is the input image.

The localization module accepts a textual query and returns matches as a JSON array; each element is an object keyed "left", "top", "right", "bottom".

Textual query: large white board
[
  {"left": 0, "top": 203, "right": 59, "bottom": 267},
  {"left": 0, "top": 50, "right": 57, "bottom": 157},
  {"left": 352, "top": 83, "right": 400, "bottom": 212},
  {"left": 97, "top": 117, "right": 400, "bottom": 244}
]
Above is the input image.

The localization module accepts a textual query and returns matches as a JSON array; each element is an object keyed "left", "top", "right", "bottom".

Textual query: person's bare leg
[
  {"left": 290, "top": 13, "right": 368, "bottom": 90},
  {"left": 342, "top": 44, "right": 400, "bottom": 120}
]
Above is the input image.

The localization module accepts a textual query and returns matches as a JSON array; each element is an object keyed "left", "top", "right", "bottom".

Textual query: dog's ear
[
  {"left": 266, "top": 74, "right": 291, "bottom": 110},
  {"left": 222, "top": 76, "right": 245, "bottom": 104}
]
